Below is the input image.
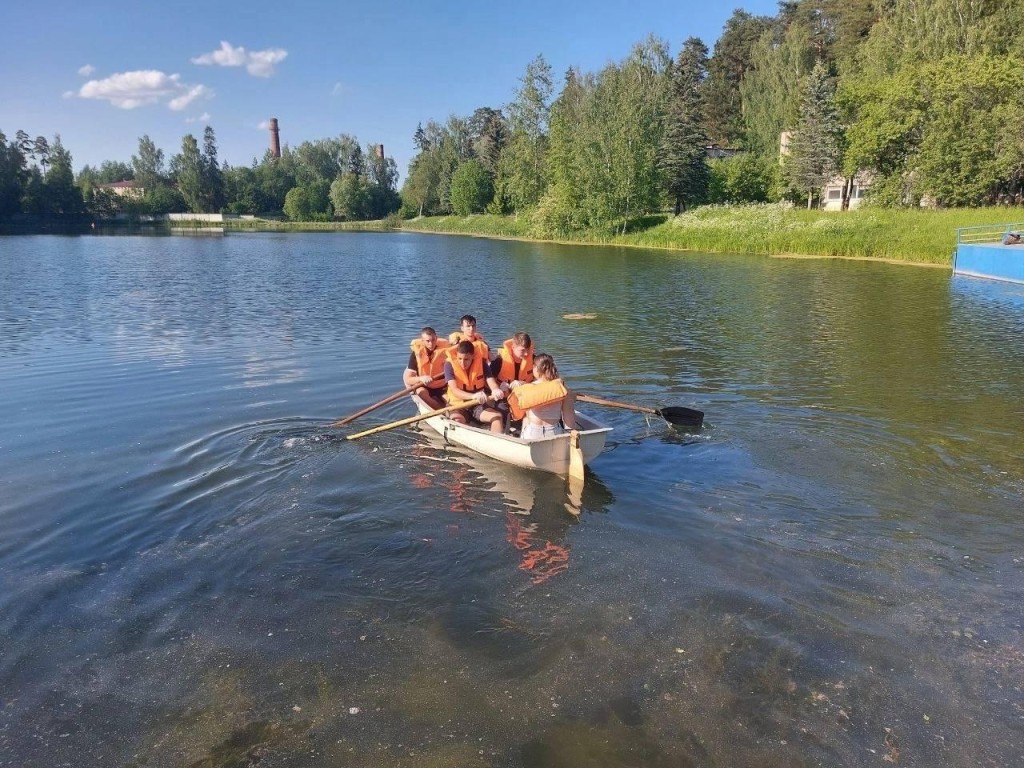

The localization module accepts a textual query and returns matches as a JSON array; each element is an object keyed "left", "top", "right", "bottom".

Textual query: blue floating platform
[{"left": 954, "top": 223, "right": 1024, "bottom": 284}]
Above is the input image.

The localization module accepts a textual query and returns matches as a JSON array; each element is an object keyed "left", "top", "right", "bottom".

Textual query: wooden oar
[
  {"left": 577, "top": 393, "right": 704, "bottom": 428},
  {"left": 332, "top": 374, "right": 444, "bottom": 427},
  {"left": 347, "top": 400, "right": 476, "bottom": 440}
]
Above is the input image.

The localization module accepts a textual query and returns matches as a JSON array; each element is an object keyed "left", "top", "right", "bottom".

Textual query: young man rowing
[
  {"left": 444, "top": 339, "right": 506, "bottom": 433},
  {"left": 403, "top": 326, "right": 449, "bottom": 409}
]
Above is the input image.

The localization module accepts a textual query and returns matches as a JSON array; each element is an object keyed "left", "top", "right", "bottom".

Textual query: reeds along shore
[{"left": 397, "top": 205, "right": 1024, "bottom": 266}]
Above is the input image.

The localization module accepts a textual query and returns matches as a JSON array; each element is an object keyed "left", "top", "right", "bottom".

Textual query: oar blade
[
  {"left": 657, "top": 406, "right": 704, "bottom": 429},
  {"left": 568, "top": 429, "right": 585, "bottom": 481}
]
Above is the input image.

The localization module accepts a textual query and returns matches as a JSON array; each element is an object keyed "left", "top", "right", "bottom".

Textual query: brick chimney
[
  {"left": 375, "top": 144, "right": 384, "bottom": 159},
  {"left": 269, "top": 118, "right": 281, "bottom": 158}
]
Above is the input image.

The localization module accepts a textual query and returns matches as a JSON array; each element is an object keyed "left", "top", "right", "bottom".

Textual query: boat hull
[{"left": 411, "top": 395, "right": 611, "bottom": 475}]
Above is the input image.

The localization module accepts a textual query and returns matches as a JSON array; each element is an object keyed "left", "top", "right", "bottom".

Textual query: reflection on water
[{"left": 2, "top": 233, "right": 1024, "bottom": 766}]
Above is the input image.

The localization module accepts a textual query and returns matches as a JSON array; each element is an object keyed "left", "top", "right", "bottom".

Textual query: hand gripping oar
[
  {"left": 346, "top": 400, "right": 477, "bottom": 440},
  {"left": 332, "top": 373, "right": 444, "bottom": 427},
  {"left": 576, "top": 393, "right": 704, "bottom": 429}
]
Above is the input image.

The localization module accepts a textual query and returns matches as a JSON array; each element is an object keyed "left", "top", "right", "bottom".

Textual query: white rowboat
[{"left": 410, "top": 394, "right": 612, "bottom": 475}]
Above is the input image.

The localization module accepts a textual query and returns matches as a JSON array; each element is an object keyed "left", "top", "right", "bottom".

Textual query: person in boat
[
  {"left": 507, "top": 353, "right": 577, "bottom": 440},
  {"left": 495, "top": 332, "right": 535, "bottom": 393},
  {"left": 404, "top": 326, "right": 449, "bottom": 409},
  {"left": 444, "top": 339, "right": 506, "bottom": 433},
  {"left": 448, "top": 314, "right": 489, "bottom": 354},
  {"left": 494, "top": 331, "right": 535, "bottom": 436}
]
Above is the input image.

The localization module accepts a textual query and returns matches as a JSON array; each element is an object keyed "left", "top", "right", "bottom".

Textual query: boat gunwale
[{"left": 409, "top": 394, "right": 613, "bottom": 445}]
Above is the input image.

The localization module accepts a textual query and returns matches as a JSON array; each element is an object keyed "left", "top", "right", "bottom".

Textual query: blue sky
[{"left": 1, "top": 0, "right": 779, "bottom": 182}]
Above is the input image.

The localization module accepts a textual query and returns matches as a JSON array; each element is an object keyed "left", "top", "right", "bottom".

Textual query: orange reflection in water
[
  {"left": 407, "top": 446, "right": 575, "bottom": 585},
  {"left": 505, "top": 513, "right": 571, "bottom": 585}
]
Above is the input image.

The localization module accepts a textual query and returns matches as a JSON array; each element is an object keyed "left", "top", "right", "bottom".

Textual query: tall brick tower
[{"left": 269, "top": 118, "right": 281, "bottom": 158}]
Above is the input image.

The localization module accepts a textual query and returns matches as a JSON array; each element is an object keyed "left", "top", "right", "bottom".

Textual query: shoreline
[{"left": 397, "top": 223, "right": 952, "bottom": 270}]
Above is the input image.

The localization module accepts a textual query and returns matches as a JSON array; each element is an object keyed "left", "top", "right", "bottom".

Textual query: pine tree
[
  {"left": 202, "top": 126, "right": 224, "bottom": 212},
  {"left": 661, "top": 37, "right": 710, "bottom": 214},
  {"left": 784, "top": 62, "right": 843, "bottom": 208}
]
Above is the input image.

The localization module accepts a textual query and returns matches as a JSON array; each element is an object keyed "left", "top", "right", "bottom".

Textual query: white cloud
[
  {"left": 78, "top": 64, "right": 96, "bottom": 77},
  {"left": 245, "top": 48, "right": 287, "bottom": 77},
  {"left": 257, "top": 120, "right": 271, "bottom": 130},
  {"left": 168, "top": 84, "right": 212, "bottom": 111},
  {"left": 76, "top": 70, "right": 212, "bottom": 111},
  {"left": 192, "top": 41, "right": 288, "bottom": 77},
  {"left": 62, "top": 90, "right": 76, "bottom": 99},
  {"left": 331, "top": 81, "right": 346, "bottom": 96},
  {"left": 186, "top": 112, "right": 212, "bottom": 124}
]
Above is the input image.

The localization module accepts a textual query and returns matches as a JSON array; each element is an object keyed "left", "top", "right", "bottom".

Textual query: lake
[{"left": 2, "top": 231, "right": 1023, "bottom": 767}]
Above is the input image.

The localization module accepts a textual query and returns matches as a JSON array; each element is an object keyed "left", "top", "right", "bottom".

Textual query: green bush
[{"left": 449, "top": 160, "right": 493, "bottom": 216}]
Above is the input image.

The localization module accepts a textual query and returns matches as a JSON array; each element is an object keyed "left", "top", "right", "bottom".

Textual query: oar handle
[
  {"left": 333, "top": 373, "right": 445, "bottom": 427},
  {"left": 347, "top": 399, "right": 476, "bottom": 440},
  {"left": 576, "top": 394, "right": 658, "bottom": 415}
]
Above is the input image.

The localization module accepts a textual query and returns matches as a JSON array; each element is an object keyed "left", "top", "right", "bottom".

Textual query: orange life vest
[
  {"left": 444, "top": 345, "right": 488, "bottom": 396},
  {"left": 508, "top": 378, "right": 568, "bottom": 421},
  {"left": 496, "top": 338, "right": 535, "bottom": 384},
  {"left": 448, "top": 330, "right": 488, "bottom": 355},
  {"left": 410, "top": 337, "right": 450, "bottom": 390}
]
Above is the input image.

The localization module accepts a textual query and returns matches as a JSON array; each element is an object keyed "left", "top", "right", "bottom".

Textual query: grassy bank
[{"left": 400, "top": 205, "right": 1024, "bottom": 265}]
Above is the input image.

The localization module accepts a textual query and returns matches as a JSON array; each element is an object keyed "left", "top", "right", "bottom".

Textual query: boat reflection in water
[{"left": 403, "top": 430, "right": 614, "bottom": 585}]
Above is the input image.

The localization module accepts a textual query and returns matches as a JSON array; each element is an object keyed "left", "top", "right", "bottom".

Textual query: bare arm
[{"left": 448, "top": 381, "right": 488, "bottom": 403}]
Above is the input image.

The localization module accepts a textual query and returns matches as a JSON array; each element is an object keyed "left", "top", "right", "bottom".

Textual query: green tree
[
  {"left": 661, "top": 37, "right": 710, "bottom": 214},
  {"left": 0, "top": 130, "right": 26, "bottom": 217},
  {"left": 42, "top": 135, "right": 84, "bottom": 215},
  {"left": 329, "top": 174, "right": 369, "bottom": 220},
  {"left": 497, "top": 55, "right": 553, "bottom": 212},
  {"left": 784, "top": 62, "right": 843, "bottom": 208},
  {"left": 468, "top": 107, "right": 508, "bottom": 173},
  {"left": 914, "top": 54, "right": 1024, "bottom": 205},
  {"left": 132, "top": 135, "right": 165, "bottom": 191},
  {"left": 223, "top": 164, "right": 265, "bottom": 213},
  {"left": 283, "top": 186, "right": 313, "bottom": 220},
  {"left": 539, "top": 39, "right": 670, "bottom": 233},
  {"left": 706, "top": 153, "right": 777, "bottom": 203},
  {"left": 449, "top": 159, "right": 493, "bottom": 215},
  {"left": 703, "top": 10, "right": 774, "bottom": 146},
  {"left": 401, "top": 152, "right": 441, "bottom": 216},
  {"left": 202, "top": 126, "right": 224, "bottom": 212},
  {"left": 366, "top": 145, "right": 401, "bottom": 218},
  {"left": 170, "top": 134, "right": 206, "bottom": 212},
  {"left": 740, "top": 21, "right": 816, "bottom": 157},
  {"left": 256, "top": 148, "right": 297, "bottom": 213}
]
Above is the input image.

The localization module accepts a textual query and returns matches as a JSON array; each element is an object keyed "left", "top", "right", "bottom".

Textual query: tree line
[
  {"left": 4, "top": 0, "right": 1024, "bottom": 228},
  {"left": 400, "top": 0, "right": 1024, "bottom": 231},
  {"left": 0, "top": 126, "right": 401, "bottom": 223}
]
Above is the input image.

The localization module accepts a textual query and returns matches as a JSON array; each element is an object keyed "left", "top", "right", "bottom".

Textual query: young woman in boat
[
  {"left": 507, "top": 354, "right": 577, "bottom": 440},
  {"left": 403, "top": 326, "right": 449, "bottom": 409},
  {"left": 444, "top": 339, "right": 506, "bottom": 433}
]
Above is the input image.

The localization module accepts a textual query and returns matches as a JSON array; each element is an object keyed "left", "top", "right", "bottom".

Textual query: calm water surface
[{"left": 1, "top": 232, "right": 1023, "bottom": 767}]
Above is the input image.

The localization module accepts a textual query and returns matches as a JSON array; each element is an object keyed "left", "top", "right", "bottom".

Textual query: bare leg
[
  {"left": 479, "top": 407, "right": 504, "bottom": 433},
  {"left": 417, "top": 387, "right": 446, "bottom": 409}
]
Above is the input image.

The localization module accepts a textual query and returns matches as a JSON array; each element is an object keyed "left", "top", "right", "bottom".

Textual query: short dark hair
[
  {"left": 460, "top": 314, "right": 477, "bottom": 325},
  {"left": 457, "top": 340, "right": 476, "bottom": 354},
  {"left": 512, "top": 331, "right": 532, "bottom": 348},
  {"left": 421, "top": 326, "right": 436, "bottom": 337}
]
